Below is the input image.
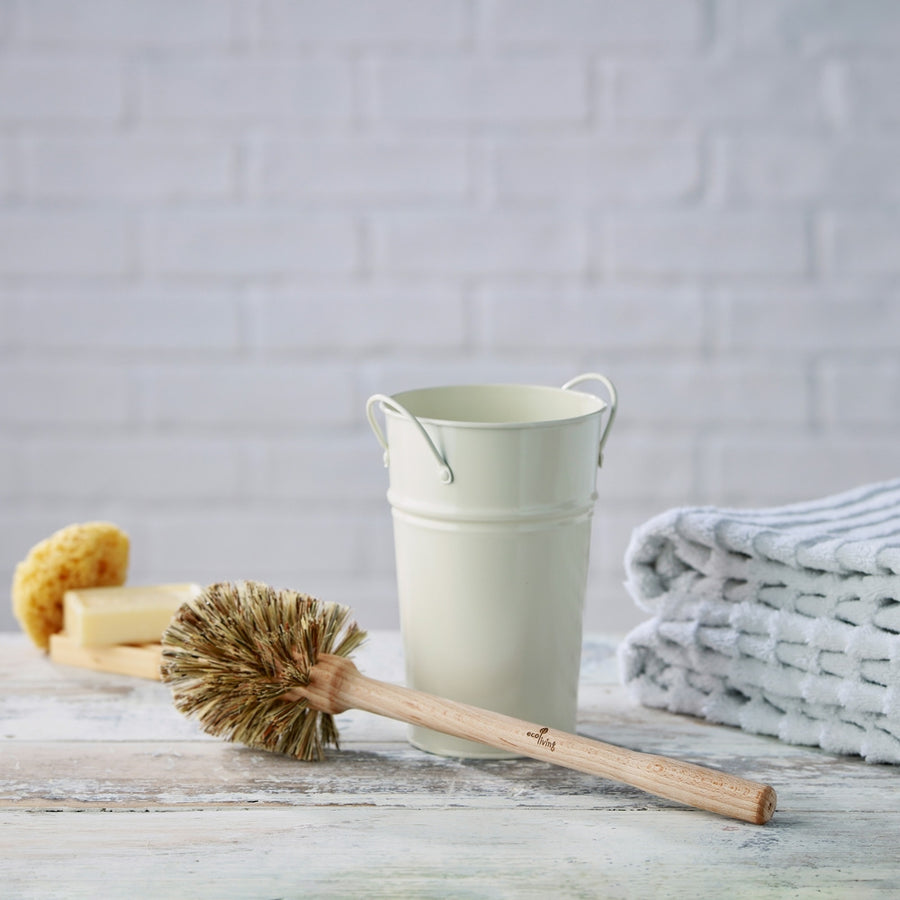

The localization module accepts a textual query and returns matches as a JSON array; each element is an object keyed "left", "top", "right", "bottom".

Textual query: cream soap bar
[{"left": 63, "top": 583, "right": 201, "bottom": 646}]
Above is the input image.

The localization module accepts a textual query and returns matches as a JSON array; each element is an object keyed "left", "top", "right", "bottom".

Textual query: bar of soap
[
  {"left": 63, "top": 583, "right": 201, "bottom": 647},
  {"left": 49, "top": 633, "right": 163, "bottom": 681}
]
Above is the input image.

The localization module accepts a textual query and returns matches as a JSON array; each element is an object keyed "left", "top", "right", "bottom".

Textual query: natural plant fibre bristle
[{"left": 160, "top": 580, "right": 366, "bottom": 761}]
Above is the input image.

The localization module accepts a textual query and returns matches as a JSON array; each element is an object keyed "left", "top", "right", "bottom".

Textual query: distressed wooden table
[{"left": 2, "top": 630, "right": 898, "bottom": 898}]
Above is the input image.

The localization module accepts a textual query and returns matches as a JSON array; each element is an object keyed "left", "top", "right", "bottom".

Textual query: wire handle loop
[
  {"left": 561, "top": 373, "right": 618, "bottom": 467},
  {"left": 366, "top": 394, "right": 454, "bottom": 485}
]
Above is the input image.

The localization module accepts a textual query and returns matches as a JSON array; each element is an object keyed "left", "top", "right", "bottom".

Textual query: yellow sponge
[{"left": 12, "top": 522, "right": 130, "bottom": 650}]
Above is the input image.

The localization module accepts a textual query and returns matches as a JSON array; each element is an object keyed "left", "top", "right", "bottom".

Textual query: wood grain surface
[{"left": 2, "top": 632, "right": 898, "bottom": 898}]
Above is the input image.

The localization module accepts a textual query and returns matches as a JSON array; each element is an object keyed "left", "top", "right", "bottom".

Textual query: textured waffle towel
[{"left": 619, "top": 478, "right": 900, "bottom": 763}]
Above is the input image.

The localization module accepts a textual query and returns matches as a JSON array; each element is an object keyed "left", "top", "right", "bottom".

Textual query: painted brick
[
  {"left": 720, "top": 294, "right": 900, "bottom": 351},
  {"left": 0, "top": 1, "right": 11, "bottom": 43},
  {"left": 585, "top": 571, "right": 640, "bottom": 633},
  {"left": 0, "top": 59, "right": 123, "bottom": 121},
  {"left": 596, "top": 434, "right": 696, "bottom": 502},
  {"left": 589, "top": 506, "right": 669, "bottom": 630},
  {"left": 254, "top": 435, "right": 385, "bottom": 503},
  {"left": 495, "top": 137, "right": 699, "bottom": 206},
  {"left": 0, "top": 212, "right": 130, "bottom": 276},
  {"left": 737, "top": 0, "right": 900, "bottom": 51},
  {"left": 609, "top": 212, "right": 808, "bottom": 277},
  {"left": 843, "top": 61, "right": 900, "bottom": 124},
  {"left": 726, "top": 136, "right": 900, "bottom": 205},
  {"left": 706, "top": 436, "right": 900, "bottom": 506},
  {"left": 359, "top": 511, "right": 398, "bottom": 576},
  {"left": 831, "top": 213, "right": 900, "bottom": 275},
  {"left": 359, "top": 361, "right": 573, "bottom": 403},
  {"left": 481, "top": 289, "right": 705, "bottom": 352},
  {"left": 616, "top": 61, "right": 824, "bottom": 125},
  {"left": 13, "top": 289, "right": 241, "bottom": 351},
  {"left": 253, "top": 137, "right": 468, "bottom": 201},
  {"left": 141, "top": 362, "right": 357, "bottom": 429},
  {"left": 252, "top": 288, "right": 466, "bottom": 351},
  {"left": 374, "top": 214, "right": 585, "bottom": 275},
  {"left": 611, "top": 362, "right": 808, "bottom": 427},
  {"left": 489, "top": 0, "right": 704, "bottom": 47},
  {"left": 139, "top": 60, "right": 353, "bottom": 122},
  {"left": 590, "top": 506, "right": 659, "bottom": 623},
  {"left": 0, "top": 440, "right": 18, "bottom": 498},
  {"left": 0, "top": 363, "right": 132, "bottom": 425},
  {"left": 257, "top": 0, "right": 468, "bottom": 44},
  {"left": 1, "top": 0, "right": 900, "bottom": 643},
  {"left": 376, "top": 58, "right": 587, "bottom": 124},
  {"left": 297, "top": 574, "right": 401, "bottom": 629},
  {"left": 143, "top": 510, "right": 360, "bottom": 579},
  {"left": 0, "top": 293, "right": 13, "bottom": 347},
  {"left": 0, "top": 139, "right": 13, "bottom": 196},
  {"left": 143, "top": 212, "right": 358, "bottom": 277},
  {"left": 22, "top": 0, "right": 236, "bottom": 46},
  {"left": 15, "top": 437, "right": 243, "bottom": 500},
  {"left": 25, "top": 137, "right": 235, "bottom": 201},
  {"left": 592, "top": 506, "right": 659, "bottom": 576},
  {"left": 820, "top": 361, "right": 900, "bottom": 427}
]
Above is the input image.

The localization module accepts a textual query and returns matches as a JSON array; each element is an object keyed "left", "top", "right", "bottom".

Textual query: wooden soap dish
[{"left": 49, "top": 633, "right": 163, "bottom": 681}]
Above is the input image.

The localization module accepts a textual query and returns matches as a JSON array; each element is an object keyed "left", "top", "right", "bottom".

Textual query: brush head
[{"left": 160, "top": 580, "right": 366, "bottom": 761}]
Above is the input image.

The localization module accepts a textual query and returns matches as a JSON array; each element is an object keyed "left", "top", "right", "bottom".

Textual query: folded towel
[{"left": 619, "top": 478, "right": 900, "bottom": 763}]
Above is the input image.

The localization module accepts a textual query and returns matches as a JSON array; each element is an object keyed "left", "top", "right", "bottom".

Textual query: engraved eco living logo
[{"left": 526, "top": 727, "right": 556, "bottom": 752}]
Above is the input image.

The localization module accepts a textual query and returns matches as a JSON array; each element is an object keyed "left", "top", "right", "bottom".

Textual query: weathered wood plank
[
  {"left": 3, "top": 807, "right": 898, "bottom": 899},
  {"left": 0, "top": 632, "right": 819, "bottom": 762},
  {"left": 3, "top": 630, "right": 899, "bottom": 897},
  {"left": 3, "top": 738, "right": 897, "bottom": 815}
]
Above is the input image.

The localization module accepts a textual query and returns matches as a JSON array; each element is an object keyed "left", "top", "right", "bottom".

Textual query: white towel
[{"left": 619, "top": 478, "right": 900, "bottom": 763}]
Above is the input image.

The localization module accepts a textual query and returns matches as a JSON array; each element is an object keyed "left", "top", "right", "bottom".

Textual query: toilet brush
[{"left": 160, "top": 581, "right": 776, "bottom": 825}]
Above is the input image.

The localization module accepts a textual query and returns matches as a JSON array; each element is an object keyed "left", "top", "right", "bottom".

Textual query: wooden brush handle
[{"left": 309, "top": 655, "right": 776, "bottom": 825}]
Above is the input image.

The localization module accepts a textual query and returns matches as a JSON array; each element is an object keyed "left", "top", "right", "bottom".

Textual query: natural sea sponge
[{"left": 12, "top": 522, "right": 130, "bottom": 650}]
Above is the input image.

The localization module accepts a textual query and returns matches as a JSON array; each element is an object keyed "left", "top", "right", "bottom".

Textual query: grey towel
[{"left": 619, "top": 478, "right": 900, "bottom": 763}]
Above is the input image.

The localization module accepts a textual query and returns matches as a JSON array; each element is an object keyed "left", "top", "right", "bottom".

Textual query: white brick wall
[
  {"left": 2, "top": 1, "right": 899, "bottom": 637},
  {"left": 0, "top": 59, "right": 124, "bottom": 121}
]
